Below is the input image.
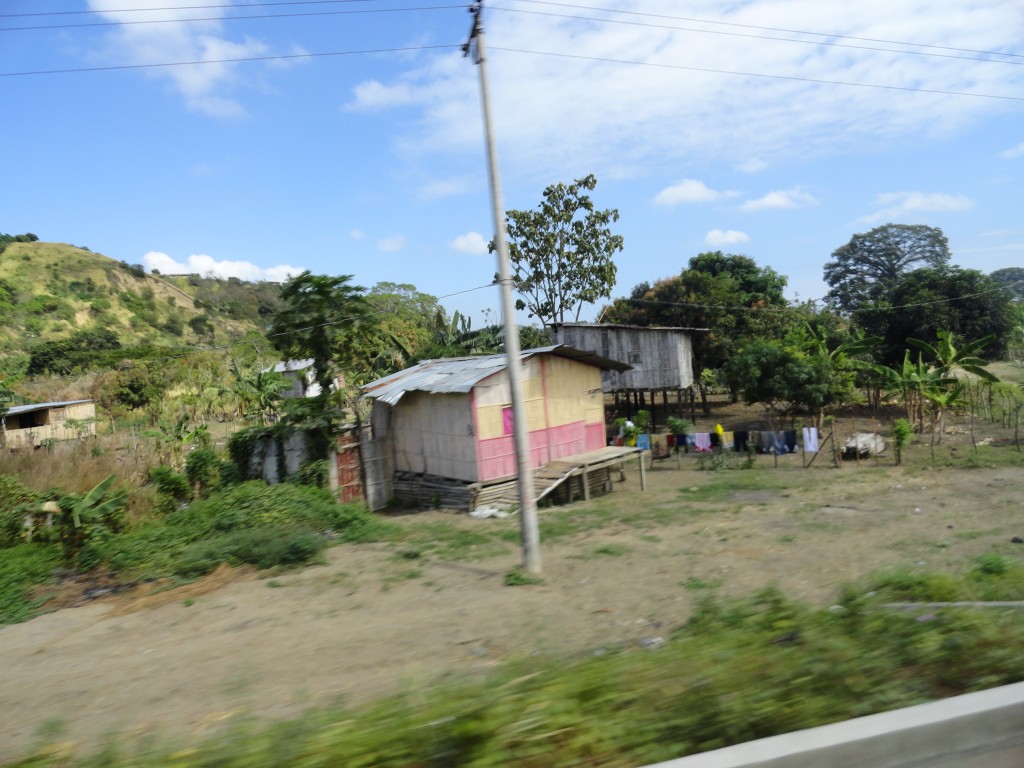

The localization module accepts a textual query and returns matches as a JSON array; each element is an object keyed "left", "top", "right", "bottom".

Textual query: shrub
[{"left": 148, "top": 466, "right": 189, "bottom": 501}]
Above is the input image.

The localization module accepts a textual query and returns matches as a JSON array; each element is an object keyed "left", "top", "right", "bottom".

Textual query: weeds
[{"left": 16, "top": 571, "right": 1024, "bottom": 767}]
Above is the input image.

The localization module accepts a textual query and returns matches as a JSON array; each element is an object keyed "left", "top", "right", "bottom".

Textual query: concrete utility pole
[{"left": 464, "top": 1, "right": 541, "bottom": 575}]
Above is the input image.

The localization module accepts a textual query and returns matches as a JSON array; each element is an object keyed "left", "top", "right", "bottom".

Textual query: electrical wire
[
  {"left": 506, "top": 0, "right": 1024, "bottom": 61},
  {"left": 489, "top": 46, "right": 1024, "bottom": 102},
  {"left": 488, "top": 5, "right": 1024, "bottom": 68},
  {"left": 1, "top": 4, "right": 465, "bottom": 33},
  {"left": 0, "top": 43, "right": 462, "bottom": 77}
]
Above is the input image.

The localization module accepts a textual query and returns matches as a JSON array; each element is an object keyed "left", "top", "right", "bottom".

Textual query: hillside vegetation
[{"left": 0, "top": 241, "right": 275, "bottom": 359}]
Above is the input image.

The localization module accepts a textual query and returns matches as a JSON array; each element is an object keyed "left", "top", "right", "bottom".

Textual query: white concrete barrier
[{"left": 645, "top": 681, "right": 1024, "bottom": 768}]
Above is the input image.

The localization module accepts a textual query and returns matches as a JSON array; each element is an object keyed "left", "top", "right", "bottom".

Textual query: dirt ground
[{"left": 2, "top": 412, "right": 1023, "bottom": 760}]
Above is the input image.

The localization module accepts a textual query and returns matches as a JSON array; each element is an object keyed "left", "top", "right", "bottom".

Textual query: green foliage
[
  {"left": 148, "top": 466, "right": 190, "bottom": 502},
  {"left": 723, "top": 338, "right": 835, "bottom": 424},
  {"left": 824, "top": 223, "right": 951, "bottom": 313},
  {"left": 892, "top": 418, "right": 912, "bottom": 464},
  {"left": 288, "top": 458, "right": 328, "bottom": 488},
  {"left": 52, "top": 476, "right": 128, "bottom": 570},
  {"left": 0, "top": 543, "right": 58, "bottom": 624},
  {"left": 269, "top": 271, "right": 374, "bottom": 395},
  {"left": 185, "top": 448, "right": 223, "bottom": 497},
  {"left": 16, "top": 572, "right": 1024, "bottom": 765},
  {"left": 176, "top": 528, "right": 326, "bottom": 577},
  {"left": 0, "top": 231, "right": 38, "bottom": 256},
  {"left": 26, "top": 327, "right": 121, "bottom": 376},
  {"left": 859, "top": 267, "right": 1015, "bottom": 367},
  {"left": 666, "top": 416, "right": 692, "bottom": 434},
  {"left": 499, "top": 173, "right": 623, "bottom": 326},
  {"left": 603, "top": 252, "right": 789, "bottom": 411}
]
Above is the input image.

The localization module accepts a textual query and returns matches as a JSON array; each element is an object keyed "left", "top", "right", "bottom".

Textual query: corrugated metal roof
[
  {"left": 6, "top": 399, "right": 93, "bottom": 416},
  {"left": 363, "top": 345, "right": 630, "bottom": 406}
]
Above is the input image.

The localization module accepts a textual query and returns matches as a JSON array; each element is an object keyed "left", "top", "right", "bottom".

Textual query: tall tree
[
  {"left": 269, "top": 272, "right": 373, "bottom": 394},
  {"left": 602, "top": 252, "right": 788, "bottom": 412},
  {"left": 824, "top": 224, "right": 951, "bottom": 313},
  {"left": 990, "top": 267, "right": 1024, "bottom": 301},
  {"left": 497, "top": 174, "right": 623, "bottom": 327},
  {"left": 857, "top": 266, "right": 1014, "bottom": 366}
]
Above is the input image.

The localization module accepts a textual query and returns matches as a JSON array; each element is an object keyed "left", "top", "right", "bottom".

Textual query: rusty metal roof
[{"left": 362, "top": 345, "right": 629, "bottom": 406}]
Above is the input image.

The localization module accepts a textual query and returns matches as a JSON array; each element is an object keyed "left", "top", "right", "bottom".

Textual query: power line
[
  {"left": 3, "top": 39, "right": 1020, "bottom": 103},
  {"left": 0, "top": 0, "right": 387, "bottom": 17},
  {"left": 1, "top": 4, "right": 463, "bottom": 33},
  {"left": 490, "top": 47, "right": 1024, "bottom": 103},
  {"left": 507, "top": 0, "right": 1024, "bottom": 62},
  {"left": 489, "top": 5, "right": 1023, "bottom": 68},
  {"left": 0, "top": 43, "right": 461, "bottom": 77}
]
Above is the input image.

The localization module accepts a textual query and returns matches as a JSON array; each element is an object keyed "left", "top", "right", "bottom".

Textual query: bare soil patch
[{"left": 2, "top": 405, "right": 1023, "bottom": 760}]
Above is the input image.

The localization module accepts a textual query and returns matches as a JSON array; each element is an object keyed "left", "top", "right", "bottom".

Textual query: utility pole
[{"left": 464, "top": 1, "right": 541, "bottom": 575}]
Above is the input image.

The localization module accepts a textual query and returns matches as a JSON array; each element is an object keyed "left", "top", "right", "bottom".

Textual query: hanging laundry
[
  {"left": 784, "top": 430, "right": 797, "bottom": 453},
  {"left": 734, "top": 430, "right": 749, "bottom": 452},
  {"left": 723, "top": 431, "right": 735, "bottom": 450},
  {"left": 760, "top": 431, "right": 775, "bottom": 454},
  {"left": 771, "top": 431, "right": 787, "bottom": 455},
  {"left": 694, "top": 433, "right": 712, "bottom": 452},
  {"left": 802, "top": 426, "right": 820, "bottom": 453}
]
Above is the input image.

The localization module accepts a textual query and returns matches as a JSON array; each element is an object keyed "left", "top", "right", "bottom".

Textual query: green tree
[
  {"left": 498, "top": 174, "right": 623, "bottom": 327},
  {"left": 857, "top": 267, "right": 1014, "bottom": 366},
  {"left": 602, "top": 252, "right": 788, "bottom": 412},
  {"left": 989, "top": 267, "right": 1024, "bottom": 301},
  {"left": 230, "top": 361, "right": 289, "bottom": 424},
  {"left": 269, "top": 272, "right": 374, "bottom": 394},
  {"left": 723, "top": 339, "right": 835, "bottom": 429},
  {"left": 824, "top": 224, "right": 951, "bottom": 313}
]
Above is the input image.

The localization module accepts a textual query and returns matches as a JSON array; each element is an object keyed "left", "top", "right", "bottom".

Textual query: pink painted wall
[{"left": 476, "top": 420, "right": 605, "bottom": 482}]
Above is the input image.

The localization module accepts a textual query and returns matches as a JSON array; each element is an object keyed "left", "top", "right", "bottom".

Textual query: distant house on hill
[{"left": 1, "top": 399, "right": 96, "bottom": 449}]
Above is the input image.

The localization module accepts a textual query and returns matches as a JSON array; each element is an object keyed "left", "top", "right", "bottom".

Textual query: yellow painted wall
[{"left": 474, "top": 356, "right": 602, "bottom": 440}]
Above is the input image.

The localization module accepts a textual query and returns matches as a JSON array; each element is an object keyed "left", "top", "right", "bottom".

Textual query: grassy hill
[{"left": 0, "top": 241, "right": 280, "bottom": 374}]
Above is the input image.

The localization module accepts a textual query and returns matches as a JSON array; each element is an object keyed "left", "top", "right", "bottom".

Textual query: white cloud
[
  {"left": 418, "top": 177, "right": 474, "bottom": 202},
  {"left": 740, "top": 188, "right": 819, "bottom": 212},
  {"left": 737, "top": 158, "right": 768, "bottom": 173},
  {"left": 654, "top": 179, "right": 734, "bottom": 206},
  {"left": 344, "top": 2, "right": 1023, "bottom": 181},
  {"left": 704, "top": 229, "right": 750, "bottom": 247},
  {"left": 86, "top": 0, "right": 276, "bottom": 117},
  {"left": 377, "top": 235, "right": 407, "bottom": 252},
  {"left": 864, "top": 191, "right": 974, "bottom": 222},
  {"left": 339, "top": 2, "right": 1019, "bottom": 184},
  {"left": 999, "top": 142, "right": 1024, "bottom": 159},
  {"left": 348, "top": 229, "right": 366, "bottom": 240},
  {"left": 450, "top": 231, "right": 489, "bottom": 255},
  {"left": 142, "top": 251, "right": 302, "bottom": 282}
]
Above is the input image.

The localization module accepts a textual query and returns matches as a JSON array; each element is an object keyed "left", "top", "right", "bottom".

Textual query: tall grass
[{"left": 11, "top": 574, "right": 1024, "bottom": 767}]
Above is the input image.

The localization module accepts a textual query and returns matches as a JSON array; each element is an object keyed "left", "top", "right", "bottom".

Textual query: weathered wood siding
[
  {"left": 391, "top": 391, "right": 478, "bottom": 482},
  {"left": 3, "top": 402, "right": 97, "bottom": 449},
  {"left": 553, "top": 325, "right": 694, "bottom": 390},
  {"left": 474, "top": 356, "right": 605, "bottom": 482}
]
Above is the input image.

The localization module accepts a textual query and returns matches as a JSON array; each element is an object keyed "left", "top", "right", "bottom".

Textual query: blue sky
[{"left": 3, "top": 0, "right": 1023, "bottom": 326}]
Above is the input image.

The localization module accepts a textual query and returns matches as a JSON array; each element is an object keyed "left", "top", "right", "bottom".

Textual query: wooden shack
[
  {"left": 361, "top": 345, "right": 629, "bottom": 507},
  {"left": 551, "top": 323, "right": 698, "bottom": 426},
  {"left": 2, "top": 399, "right": 96, "bottom": 449}
]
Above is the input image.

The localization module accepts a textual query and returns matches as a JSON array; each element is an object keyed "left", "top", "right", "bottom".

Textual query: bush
[
  {"left": 176, "top": 528, "right": 325, "bottom": 577},
  {"left": 148, "top": 466, "right": 189, "bottom": 501},
  {"left": 0, "top": 544, "right": 59, "bottom": 624}
]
